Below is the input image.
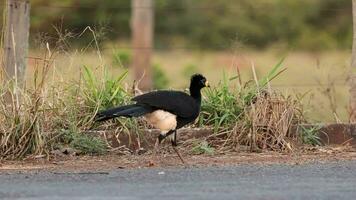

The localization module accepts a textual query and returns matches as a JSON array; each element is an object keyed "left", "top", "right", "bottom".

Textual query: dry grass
[
  {"left": 0, "top": 46, "right": 56, "bottom": 159},
  {"left": 2, "top": 42, "right": 342, "bottom": 160},
  {"left": 0, "top": 35, "right": 119, "bottom": 159},
  {"left": 30, "top": 49, "right": 350, "bottom": 122},
  {"left": 0, "top": 38, "right": 143, "bottom": 160},
  {"left": 177, "top": 59, "right": 308, "bottom": 154},
  {"left": 248, "top": 93, "right": 302, "bottom": 151},
  {"left": 203, "top": 91, "right": 305, "bottom": 153}
]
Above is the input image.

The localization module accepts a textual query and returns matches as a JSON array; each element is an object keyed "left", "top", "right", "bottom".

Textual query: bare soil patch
[{"left": 1, "top": 146, "right": 355, "bottom": 173}]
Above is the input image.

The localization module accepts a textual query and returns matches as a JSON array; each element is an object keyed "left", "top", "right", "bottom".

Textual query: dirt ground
[{"left": 1, "top": 145, "right": 355, "bottom": 172}]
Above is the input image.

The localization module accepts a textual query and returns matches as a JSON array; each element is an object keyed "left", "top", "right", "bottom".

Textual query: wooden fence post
[
  {"left": 350, "top": 0, "right": 356, "bottom": 122},
  {"left": 131, "top": 0, "right": 154, "bottom": 91},
  {"left": 2, "top": 0, "right": 30, "bottom": 85}
]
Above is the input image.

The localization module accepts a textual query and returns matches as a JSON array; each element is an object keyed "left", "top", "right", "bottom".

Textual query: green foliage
[
  {"left": 259, "top": 58, "right": 286, "bottom": 88},
  {"left": 241, "top": 57, "right": 286, "bottom": 106},
  {"left": 112, "top": 50, "right": 131, "bottom": 68},
  {"left": 29, "top": 0, "right": 352, "bottom": 50},
  {"left": 191, "top": 141, "right": 215, "bottom": 155},
  {"left": 61, "top": 129, "right": 107, "bottom": 155},
  {"left": 300, "top": 126, "right": 322, "bottom": 146},
  {"left": 199, "top": 74, "right": 243, "bottom": 131},
  {"left": 81, "top": 66, "right": 131, "bottom": 110},
  {"left": 182, "top": 64, "right": 199, "bottom": 78},
  {"left": 152, "top": 64, "right": 169, "bottom": 89},
  {"left": 200, "top": 59, "right": 285, "bottom": 131}
]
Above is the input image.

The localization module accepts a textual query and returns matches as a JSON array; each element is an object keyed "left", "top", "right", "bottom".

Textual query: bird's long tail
[{"left": 95, "top": 104, "right": 152, "bottom": 122}]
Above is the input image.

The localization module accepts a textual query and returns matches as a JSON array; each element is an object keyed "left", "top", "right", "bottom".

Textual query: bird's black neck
[{"left": 189, "top": 85, "right": 202, "bottom": 104}]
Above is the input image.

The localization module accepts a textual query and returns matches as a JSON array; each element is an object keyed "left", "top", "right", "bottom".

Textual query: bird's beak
[{"left": 205, "top": 81, "right": 210, "bottom": 87}]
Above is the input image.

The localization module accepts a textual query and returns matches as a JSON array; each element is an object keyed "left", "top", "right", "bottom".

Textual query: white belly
[{"left": 144, "top": 110, "right": 177, "bottom": 131}]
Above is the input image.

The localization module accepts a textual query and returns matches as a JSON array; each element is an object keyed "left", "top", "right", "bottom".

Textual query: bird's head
[{"left": 190, "top": 74, "right": 209, "bottom": 90}]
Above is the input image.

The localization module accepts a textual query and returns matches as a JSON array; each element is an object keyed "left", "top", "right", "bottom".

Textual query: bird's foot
[{"left": 172, "top": 146, "right": 189, "bottom": 167}]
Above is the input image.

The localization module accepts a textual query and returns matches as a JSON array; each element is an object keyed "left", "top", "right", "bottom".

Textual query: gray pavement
[{"left": 1, "top": 160, "right": 356, "bottom": 200}]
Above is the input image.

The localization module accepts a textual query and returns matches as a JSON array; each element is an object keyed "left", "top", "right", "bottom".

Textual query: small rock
[
  {"left": 61, "top": 147, "right": 79, "bottom": 156},
  {"left": 51, "top": 150, "right": 65, "bottom": 157},
  {"left": 137, "top": 148, "right": 147, "bottom": 155}
]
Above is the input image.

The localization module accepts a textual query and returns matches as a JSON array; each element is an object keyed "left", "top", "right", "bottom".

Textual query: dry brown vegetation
[
  {"left": 206, "top": 92, "right": 304, "bottom": 153},
  {"left": 0, "top": 51, "right": 310, "bottom": 160},
  {"left": 0, "top": 31, "right": 330, "bottom": 160}
]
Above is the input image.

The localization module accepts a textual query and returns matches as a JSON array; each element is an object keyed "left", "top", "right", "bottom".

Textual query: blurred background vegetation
[
  {"left": 2, "top": 0, "right": 350, "bottom": 51},
  {"left": 0, "top": 0, "right": 353, "bottom": 122}
]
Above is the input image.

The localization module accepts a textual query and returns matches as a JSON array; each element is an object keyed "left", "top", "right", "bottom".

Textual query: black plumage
[
  {"left": 132, "top": 90, "right": 200, "bottom": 126},
  {"left": 95, "top": 74, "right": 209, "bottom": 163},
  {"left": 96, "top": 104, "right": 153, "bottom": 120}
]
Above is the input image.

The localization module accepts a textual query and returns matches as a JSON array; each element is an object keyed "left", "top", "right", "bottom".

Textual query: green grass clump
[
  {"left": 61, "top": 129, "right": 107, "bottom": 155},
  {"left": 199, "top": 58, "right": 286, "bottom": 131},
  {"left": 82, "top": 66, "right": 131, "bottom": 110},
  {"left": 199, "top": 74, "right": 243, "bottom": 131},
  {"left": 80, "top": 65, "right": 147, "bottom": 150},
  {"left": 300, "top": 126, "right": 322, "bottom": 146},
  {"left": 191, "top": 141, "right": 215, "bottom": 155},
  {"left": 198, "top": 59, "right": 306, "bottom": 152}
]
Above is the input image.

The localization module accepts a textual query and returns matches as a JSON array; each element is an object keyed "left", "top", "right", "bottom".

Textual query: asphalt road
[{"left": 1, "top": 160, "right": 356, "bottom": 200}]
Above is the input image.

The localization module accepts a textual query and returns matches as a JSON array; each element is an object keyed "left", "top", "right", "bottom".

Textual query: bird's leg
[
  {"left": 172, "top": 130, "right": 177, "bottom": 146},
  {"left": 172, "top": 145, "right": 185, "bottom": 164},
  {"left": 155, "top": 130, "right": 186, "bottom": 165},
  {"left": 170, "top": 130, "right": 186, "bottom": 165},
  {"left": 158, "top": 133, "right": 166, "bottom": 144}
]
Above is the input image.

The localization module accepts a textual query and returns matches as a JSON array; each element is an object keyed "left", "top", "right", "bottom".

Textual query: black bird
[{"left": 95, "top": 74, "right": 209, "bottom": 163}]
